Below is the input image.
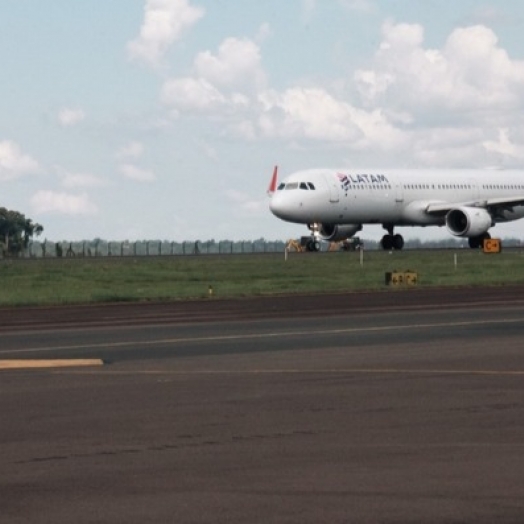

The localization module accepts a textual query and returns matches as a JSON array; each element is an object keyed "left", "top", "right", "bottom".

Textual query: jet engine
[
  {"left": 318, "top": 224, "right": 362, "bottom": 242},
  {"left": 445, "top": 206, "right": 492, "bottom": 237}
]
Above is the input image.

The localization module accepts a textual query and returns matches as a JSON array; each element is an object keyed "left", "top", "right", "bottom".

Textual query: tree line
[{"left": 0, "top": 207, "right": 43, "bottom": 257}]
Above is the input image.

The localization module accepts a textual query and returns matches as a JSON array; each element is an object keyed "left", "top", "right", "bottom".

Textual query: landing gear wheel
[
  {"left": 306, "top": 239, "right": 321, "bottom": 252},
  {"left": 380, "top": 235, "right": 393, "bottom": 250},
  {"left": 468, "top": 232, "right": 490, "bottom": 249},
  {"left": 468, "top": 237, "right": 480, "bottom": 249},
  {"left": 392, "top": 234, "right": 404, "bottom": 251},
  {"left": 380, "top": 234, "right": 404, "bottom": 250}
]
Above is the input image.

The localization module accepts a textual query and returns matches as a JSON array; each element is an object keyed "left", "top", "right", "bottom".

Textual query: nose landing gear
[
  {"left": 306, "top": 238, "right": 321, "bottom": 252},
  {"left": 303, "top": 223, "right": 322, "bottom": 252}
]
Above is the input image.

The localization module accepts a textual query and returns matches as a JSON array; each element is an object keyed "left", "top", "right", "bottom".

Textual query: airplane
[{"left": 268, "top": 165, "right": 524, "bottom": 250}]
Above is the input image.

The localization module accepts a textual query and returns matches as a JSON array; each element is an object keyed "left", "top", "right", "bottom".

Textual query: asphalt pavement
[{"left": 1, "top": 290, "right": 524, "bottom": 523}]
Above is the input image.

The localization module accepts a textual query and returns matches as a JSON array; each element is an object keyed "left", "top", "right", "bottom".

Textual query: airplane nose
[
  {"left": 270, "top": 193, "right": 298, "bottom": 222},
  {"left": 269, "top": 195, "right": 283, "bottom": 217},
  {"left": 270, "top": 193, "right": 293, "bottom": 221}
]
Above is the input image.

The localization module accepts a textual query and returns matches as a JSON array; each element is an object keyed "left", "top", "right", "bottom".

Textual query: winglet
[{"left": 267, "top": 165, "right": 278, "bottom": 196}]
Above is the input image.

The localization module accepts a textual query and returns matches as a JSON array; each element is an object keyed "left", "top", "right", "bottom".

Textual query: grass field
[{"left": 2, "top": 249, "right": 524, "bottom": 307}]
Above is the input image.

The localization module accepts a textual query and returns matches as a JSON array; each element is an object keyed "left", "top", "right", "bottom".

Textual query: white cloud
[
  {"left": 116, "top": 141, "right": 145, "bottom": 160},
  {"left": 228, "top": 120, "right": 257, "bottom": 141},
  {"left": 159, "top": 31, "right": 408, "bottom": 149},
  {"left": 156, "top": 17, "right": 524, "bottom": 168},
  {"left": 224, "top": 189, "right": 265, "bottom": 213},
  {"left": 158, "top": 28, "right": 409, "bottom": 154},
  {"left": 194, "top": 37, "right": 266, "bottom": 91},
  {"left": 258, "top": 88, "right": 360, "bottom": 141},
  {"left": 116, "top": 143, "right": 155, "bottom": 183},
  {"left": 349, "top": 21, "right": 524, "bottom": 166},
  {"left": 0, "top": 140, "right": 41, "bottom": 181},
  {"left": 31, "top": 190, "right": 98, "bottom": 215},
  {"left": 62, "top": 172, "right": 108, "bottom": 188},
  {"left": 444, "top": 26, "right": 524, "bottom": 104},
  {"left": 483, "top": 128, "right": 524, "bottom": 159},
  {"left": 380, "top": 20, "right": 424, "bottom": 49},
  {"left": 160, "top": 36, "right": 265, "bottom": 115},
  {"left": 161, "top": 77, "right": 227, "bottom": 112},
  {"left": 128, "top": 0, "right": 205, "bottom": 68},
  {"left": 58, "top": 108, "right": 86, "bottom": 127},
  {"left": 356, "top": 22, "right": 524, "bottom": 116},
  {"left": 119, "top": 164, "right": 156, "bottom": 182},
  {"left": 258, "top": 87, "right": 405, "bottom": 149}
]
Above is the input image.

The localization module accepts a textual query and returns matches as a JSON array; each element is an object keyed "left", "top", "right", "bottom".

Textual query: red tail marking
[{"left": 267, "top": 165, "right": 278, "bottom": 196}]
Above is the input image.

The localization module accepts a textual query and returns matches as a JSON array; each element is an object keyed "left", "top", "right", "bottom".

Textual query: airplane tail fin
[{"left": 267, "top": 165, "right": 278, "bottom": 197}]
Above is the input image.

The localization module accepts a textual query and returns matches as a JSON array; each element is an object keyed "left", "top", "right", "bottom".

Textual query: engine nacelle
[
  {"left": 445, "top": 206, "right": 492, "bottom": 237},
  {"left": 318, "top": 224, "right": 362, "bottom": 242}
]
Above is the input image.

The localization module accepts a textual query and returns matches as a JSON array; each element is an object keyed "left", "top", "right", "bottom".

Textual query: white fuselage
[{"left": 269, "top": 168, "right": 524, "bottom": 233}]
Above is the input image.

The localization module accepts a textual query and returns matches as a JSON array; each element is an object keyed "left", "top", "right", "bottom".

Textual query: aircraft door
[
  {"left": 395, "top": 182, "right": 404, "bottom": 203},
  {"left": 324, "top": 174, "right": 339, "bottom": 203}
]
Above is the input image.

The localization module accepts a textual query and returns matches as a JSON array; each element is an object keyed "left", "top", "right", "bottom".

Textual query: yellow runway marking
[
  {"left": 0, "top": 359, "right": 103, "bottom": 370},
  {"left": 1, "top": 316, "right": 523, "bottom": 356}
]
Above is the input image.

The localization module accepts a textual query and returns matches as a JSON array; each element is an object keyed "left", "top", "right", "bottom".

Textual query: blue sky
[{"left": 2, "top": 0, "right": 524, "bottom": 242}]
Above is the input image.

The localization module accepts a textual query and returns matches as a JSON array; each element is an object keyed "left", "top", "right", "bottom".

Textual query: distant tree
[{"left": 0, "top": 207, "right": 43, "bottom": 257}]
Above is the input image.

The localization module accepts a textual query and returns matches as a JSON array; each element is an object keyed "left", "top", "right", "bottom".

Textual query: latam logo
[{"left": 337, "top": 173, "right": 389, "bottom": 188}]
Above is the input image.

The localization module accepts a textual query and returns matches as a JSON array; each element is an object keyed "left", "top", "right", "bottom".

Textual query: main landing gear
[
  {"left": 380, "top": 225, "right": 404, "bottom": 250},
  {"left": 468, "top": 232, "right": 490, "bottom": 249}
]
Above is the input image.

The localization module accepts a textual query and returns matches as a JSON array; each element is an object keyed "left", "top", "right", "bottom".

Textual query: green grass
[{"left": 2, "top": 250, "right": 524, "bottom": 307}]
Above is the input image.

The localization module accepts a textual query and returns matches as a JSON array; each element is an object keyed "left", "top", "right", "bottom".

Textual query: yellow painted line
[{"left": 0, "top": 359, "right": 104, "bottom": 370}]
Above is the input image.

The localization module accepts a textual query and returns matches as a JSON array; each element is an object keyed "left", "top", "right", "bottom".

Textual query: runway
[{"left": 1, "top": 289, "right": 524, "bottom": 523}]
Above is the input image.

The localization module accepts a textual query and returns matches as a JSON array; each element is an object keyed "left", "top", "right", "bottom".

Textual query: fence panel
[{"left": 24, "top": 240, "right": 287, "bottom": 258}]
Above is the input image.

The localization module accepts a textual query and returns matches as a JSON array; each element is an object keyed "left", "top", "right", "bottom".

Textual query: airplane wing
[{"left": 426, "top": 195, "right": 524, "bottom": 216}]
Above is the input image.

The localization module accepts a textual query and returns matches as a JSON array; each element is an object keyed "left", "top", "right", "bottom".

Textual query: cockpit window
[{"left": 278, "top": 181, "right": 316, "bottom": 190}]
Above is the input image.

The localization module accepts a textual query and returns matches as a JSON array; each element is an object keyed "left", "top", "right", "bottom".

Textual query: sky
[{"left": 2, "top": 0, "right": 524, "bottom": 242}]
